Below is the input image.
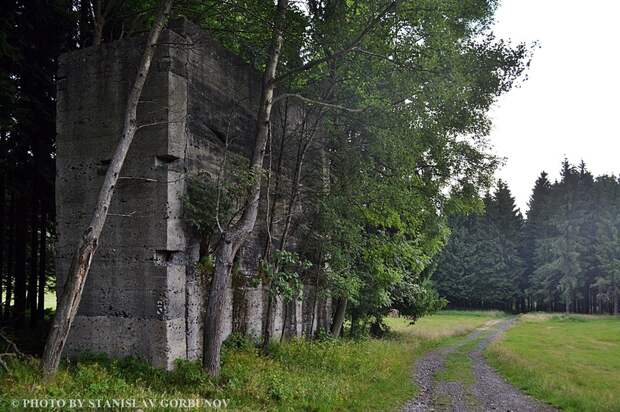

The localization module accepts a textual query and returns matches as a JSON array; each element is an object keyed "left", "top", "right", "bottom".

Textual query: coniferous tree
[
  {"left": 523, "top": 172, "right": 554, "bottom": 310},
  {"left": 592, "top": 175, "right": 620, "bottom": 314},
  {"left": 433, "top": 160, "right": 620, "bottom": 314},
  {"left": 434, "top": 182, "right": 523, "bottom": 311},
  {"left": 433, "top": 215, "right": 476, "bottom": 307},
  {"left": 487, "top": 181, "right": 524, "bottom": 310}
]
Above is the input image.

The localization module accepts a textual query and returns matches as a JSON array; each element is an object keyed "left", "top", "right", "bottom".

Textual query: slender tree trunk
[
  {"left": 261, "top": 290, "right": 274, "bottom": 355},
  {"left": 613, "top": 277, "right": 618, "bottom": 315},
  {"left": 203, "top": 238, "right": 236, "bottom": 375},
  {"left": 37, "top": 209, "right": 47, "bottom": 320},
  {"left": 14, "top": 193, "right": 27, "bottom": 328},
  {"left": 264, "top": 112, "right": 321, "bottom": 349},
  {"left": 28, "top": 199, "right": 39, "bottom": 326},
  {"left": 330, "top": 297, "right": 347, "bottom": 337},
  {"left": 203, "top": 0, "right": 287, "bottom": 378},
  {"left": 260, "top": 107, "right": 288, "bottom": 349},
  {"left": 280, "top": 300, "right": 291, "bottom": 342},
  {"left": 261, "top": 293, "right": 274, "bottom": 353},
  {"left": 0, "top": 173, "right": 4, "bottom": 319},
  {"left": 308, "top": 251, "right": 321, "bottom": 337},
  {"left": 350, "top": 311, "right": 359, "bottom": 337},
  {"left": 79, "top": 0, "right": 92, "bottom": 47},
  {"left": 93, "top": 0, "right": 105, "bottom": 46},
  {"left": 278, "top": 134, "right": 305, "bottom": 251},
  {"left": 41, "top": 0, "right": 173, "bottom": 376},
  {"left": 263, "top": 99, "right": 289, "bottom": 259},
  {"left": 4, "top": 191, "right": 15, "bottom": 320}
]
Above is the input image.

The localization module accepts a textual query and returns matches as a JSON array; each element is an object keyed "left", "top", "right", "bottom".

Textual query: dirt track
[{"left": 402, "top": 318, "right": 557, "bottom": 412}]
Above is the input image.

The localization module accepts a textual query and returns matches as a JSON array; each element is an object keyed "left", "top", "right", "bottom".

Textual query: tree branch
[
  {"left": 273, "top": 93, "right": 365, "bottom": 113},
  {"left": 272, "top": 0, "right": 399, "bottom": 85}
]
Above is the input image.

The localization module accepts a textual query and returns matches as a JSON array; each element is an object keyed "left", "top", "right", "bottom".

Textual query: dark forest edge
[{"left": 434, "top": 159, "right": 620, "bottom": 315}]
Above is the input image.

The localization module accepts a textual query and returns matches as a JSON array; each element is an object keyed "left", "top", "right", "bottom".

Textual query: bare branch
[
  {"left": 118, "top": 176, "right": 157, "bottom": 182},
  {"left": 273, "top": 93, "right": 365, "bottom": 113},
  {"left": 0, "top": 329, "right": 25, "bottom": 358},
  {"left": 108, "top": 210, "right": 137, "bottom": 217}
]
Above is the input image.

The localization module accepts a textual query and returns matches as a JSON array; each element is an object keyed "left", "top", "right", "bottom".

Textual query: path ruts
[{"left": 402, "top": 318, "right": 557, "bottom": 412}]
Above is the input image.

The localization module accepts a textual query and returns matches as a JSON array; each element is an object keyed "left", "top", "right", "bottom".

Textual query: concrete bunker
[{"left": 56, "top": 20, "right": 331, "bottom": 369}]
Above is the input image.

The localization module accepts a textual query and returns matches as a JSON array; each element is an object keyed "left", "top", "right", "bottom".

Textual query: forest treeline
[{"left": 433, "top": 161, "right": 620, "bottom": 315}]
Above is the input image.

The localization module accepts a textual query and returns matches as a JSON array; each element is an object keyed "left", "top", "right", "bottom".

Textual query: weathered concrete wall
[{"left": 56, "top": 21, "right": 330, "bottom": 369}]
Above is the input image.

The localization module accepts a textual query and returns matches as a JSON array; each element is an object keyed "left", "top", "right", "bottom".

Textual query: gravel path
[{"left": 402, "top": 318, "right": 557, "bottom": 412}]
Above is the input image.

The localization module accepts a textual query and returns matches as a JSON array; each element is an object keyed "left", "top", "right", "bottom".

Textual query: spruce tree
[
  {"left": 523, "top": 172, "right": 554, "bottom": 310},
  {"left": 592, "top": 175, "right": 620, "bottom": 314},
  {"left": 487, "top": 181, "right": 524, "bottom": 310}
]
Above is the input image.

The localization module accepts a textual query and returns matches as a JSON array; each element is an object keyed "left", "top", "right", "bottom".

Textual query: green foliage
[
  {"left": 183, "top": 157, "right": 255, "bottom": 241},
  {"left": 183, "top": 177, "right": 231, "bottom": 240},
  {"left": 260, "top": 250, "right": 311, "bottom": 302},
  {"left": 178, "top": 0, "right": 309, "bottom": 73},
  {"left": 222, "top": 332, "right": 258, "bottom": 351},
  {"left": 300, "top": 0, "right": 531, "bottom": 326},
  {"left": 391, "top": 278, "right": 448, "bottom": 320}
]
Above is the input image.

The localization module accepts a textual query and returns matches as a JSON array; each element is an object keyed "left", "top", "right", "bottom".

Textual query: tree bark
[
  {"left": 13, "top": 192, "right": 27, "bottom": 328},
  {"left": 261, "top": 293, "right": 275, "bottom": 353},
  {"left": 263, "top": 98, "right": 289, "bottom": 259},
  {"left": 37, "top": 208, "right": 47, "bottom": 321},
  {"left": 4, "top": 191, "right": 15, "bottom": 320},
  {"left": 613, "top": 276, "right": 618, "bottom": 315},
  {"left": 0, "top": 173, "right": 4, "bottom": 319},
  {"left": 203, "top": 0, "right": 288, "bottom": 377},
  {"left": 28, "top": 198, "right": 39, "bottom": 326},
  {"left": 330, "top": 297, "right": 347, "bottom": 337},
  {"left": 308, "top": 250, "right": 322, "bottom": 337},
  {"left": 79, "top": 0, "right": 92, "bottom": 47},
  {"left": 280, "top": 300, "right": 289, "bottom": 342},
  {"left": 93, "top": 0, "right": 105, "bottom": 46},
  {"left": 41, "top": 0, "right": 173, "bottom": 376}
]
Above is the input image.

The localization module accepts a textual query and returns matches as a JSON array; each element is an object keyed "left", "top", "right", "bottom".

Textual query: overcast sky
[{"left": 488, "top": 0, "right": 620, "bottom": 213}]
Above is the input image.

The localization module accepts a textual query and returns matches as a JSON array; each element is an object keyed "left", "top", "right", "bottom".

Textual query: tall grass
[
  {"left": 487, "top": 314, "right": 620, "bottom": 412},
  {"left": 0, "top": 311, "right": 499, "bottom": 411}
]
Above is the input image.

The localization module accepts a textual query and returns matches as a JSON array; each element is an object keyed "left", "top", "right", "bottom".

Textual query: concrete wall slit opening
[
  {"left": 155, "top": 154, "right": 181, "bottom": 167},
  {"left": 154, "top": 249, "right": 185, "bottom": 266}
]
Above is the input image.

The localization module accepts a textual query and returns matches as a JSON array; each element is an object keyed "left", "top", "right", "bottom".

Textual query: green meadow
[{"left": 487, "top": 313, "right": 620, "bottom": 412}]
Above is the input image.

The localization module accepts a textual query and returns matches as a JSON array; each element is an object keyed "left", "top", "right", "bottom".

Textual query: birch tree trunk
[
  {"left": 330, "top": 297, "right": 347, "bottom": 337},
  {"left": 28, "top": 200, "right": 38, "bottom": 326},
  {"left": 37, "top": 208, "right": 47, "bottom": 321},
  {"left": 0, "top": 173, "right": 4, "bottom": 319},
  {"left": 203, "top": 0, "right": 288, "bottom": 378},
  {"left": 41, "top": 0, "right": 173, "bottom": 376},
  {"left": 613, "top": 276, "right": 618, "bottom": 315}
]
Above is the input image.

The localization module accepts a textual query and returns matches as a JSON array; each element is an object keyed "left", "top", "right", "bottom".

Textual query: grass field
[
  {"left": 387, "top": 310, "right": 504, "bottom": 340},
  {"left": 44, "top": 291, "right": 56, "bottom": 310},
  {"left": 0, "top": 311, "right": 498, "bottom": 411},
  {"left": 487, "top": 313, "right": 620, "bottom": 412}
]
